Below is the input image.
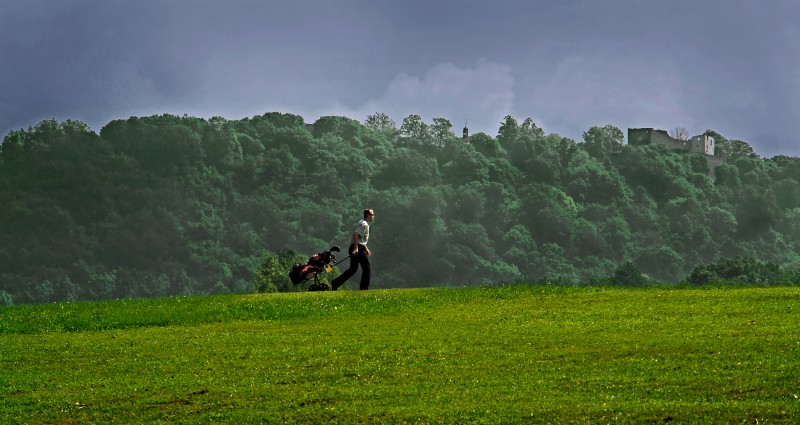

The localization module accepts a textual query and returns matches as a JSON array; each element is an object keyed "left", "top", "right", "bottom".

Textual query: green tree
[
  {"left": 610, "top": 261, "right": 648, "bottom": 286},
  {"left": 399, "top": 114, "right": 431, "bottom": 145},
  {"left": 529, "top": 243, "right": 578, "bottom": 283},
  {"left": 502, "top": 224, "right": 538, "bottom": 267},
  {"left": 704, "top": 129, "right": 757, "bottom": 159},
  {"left": 518, "top": 184, "right": 578, "bottom": 247},
  {"left": 568, "top": 218, "right": 609, "bottom": 260},
  {"left": 373, "top": 147, "right": 440, "bottom": 189},
  {"left": 254, "top": 251, "right": 308, "bottom": 293},
  {"left": 634, "top": 245, "right": 684, "bottom": 282},
  {"left": 687, "top": 256, "right": 784, "bottom": 286},
  {"left": 582, "top": 125, "right": 624, "bottom": 159},
  {"left": 203, "top": 117, "right": 243, "bottom": 168},
  {"left": 470, "top": 132, "right": 504, "bottom": 157},
  {"left": 520, "top": 118, "right": 545, "bottom": 138},
  {"left": 101, "top": 114, "right": 206, "bottom": 171},
  {"left": 445, "top": 181, "right": 487, "bottom": 223},
  {"left": 364, "top": 112, "right": 397, "bottom": 135},
  {"left": 507, "top": 135, "right": 562, "bottom": 184},
  {"left": 441, "top": 221, "right": 497, "bottom": 284},
  {"left": 430, "top": 118, "right": 455, "bottom": 148},
  {"left": 257, "top": 112, "right": 306, "bottom": 130},
  {"left": 370, "top": 185, "right": 449, "bottom": 287},
  {"left": 564, "top": 150, "right": 630, "bottom": 205},
  {"left": 497, "top": 115, "right": 519, "bottom": 147},
  {"left": 717, "top": 137, "right": 758, "bottom": 160},
  {"left": 440, "top": 140, "right": 491, "bottom": 185},
  {"left": 311, "top": 116, "right": 362, "bottom": 140},
  {"left": 733, "top": 185, "right": 779, "bottom": 239}
]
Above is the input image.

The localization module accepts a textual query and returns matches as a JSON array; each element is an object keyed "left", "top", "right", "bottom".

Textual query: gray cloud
[{"left": 320, "top": 59, "right": 515, "bottom": 135}]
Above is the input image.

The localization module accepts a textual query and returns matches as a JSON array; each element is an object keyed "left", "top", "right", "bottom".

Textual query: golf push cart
[{"left": 288, "top": 246, "right": 348, "bottom": 291}]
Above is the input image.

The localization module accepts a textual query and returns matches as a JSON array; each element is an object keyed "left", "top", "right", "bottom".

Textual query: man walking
[{"left": 331, "top": 208, "right": 375, "bottom": 290}]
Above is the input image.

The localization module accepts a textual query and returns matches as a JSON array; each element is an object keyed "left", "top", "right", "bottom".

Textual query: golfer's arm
[{"left": 352, "top": 232, "right": 360, "bottom": 251}]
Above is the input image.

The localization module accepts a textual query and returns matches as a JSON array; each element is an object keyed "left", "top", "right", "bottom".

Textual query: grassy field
[{"left": 1, "top": 285, "right": 798, "bottom": 424}]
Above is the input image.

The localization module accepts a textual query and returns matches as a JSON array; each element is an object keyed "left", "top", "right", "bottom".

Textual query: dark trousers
[{"left": 331, "top": 243, "right": 370, "bottom": 290}]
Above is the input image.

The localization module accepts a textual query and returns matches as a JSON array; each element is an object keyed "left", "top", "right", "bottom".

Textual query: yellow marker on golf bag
[{"left": 325, "top": 264, "right": 333, "bottom": 273}]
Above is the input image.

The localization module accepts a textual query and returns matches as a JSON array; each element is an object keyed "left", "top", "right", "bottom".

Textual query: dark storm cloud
[
  {"left": 2, "top": 0, "right": 798, "bottom": 157},
  {"left": 1, "top": 1, "right": 194, "bottom": 131},
  {"left": 0, "top": 0, "right": 380, "bottom": 132}
]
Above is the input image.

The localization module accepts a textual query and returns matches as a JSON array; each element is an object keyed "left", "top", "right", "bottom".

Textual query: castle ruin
[{"left": 627, "top": 128, "right": 726, "bottom": 171}]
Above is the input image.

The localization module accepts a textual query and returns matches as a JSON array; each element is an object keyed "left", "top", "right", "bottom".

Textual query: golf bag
[{"left": 289, "top": 246, "right": 347, "bottom": 291}]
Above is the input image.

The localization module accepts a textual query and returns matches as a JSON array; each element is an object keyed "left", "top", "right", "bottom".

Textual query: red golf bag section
[
  {"left": 288, "top": 246, "right": 343, "bottom": 291},
  {"left": 289, "top": 251, "right": 334, "bottom": 284}
]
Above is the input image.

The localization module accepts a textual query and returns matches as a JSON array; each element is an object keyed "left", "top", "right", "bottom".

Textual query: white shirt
[{"left": 354, "top": 219, "right": 369, "bottom": 245}]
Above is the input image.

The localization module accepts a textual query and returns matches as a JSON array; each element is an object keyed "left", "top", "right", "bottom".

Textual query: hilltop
[{"left": 2, "top": 113, "right": 800, "bottom": 305}]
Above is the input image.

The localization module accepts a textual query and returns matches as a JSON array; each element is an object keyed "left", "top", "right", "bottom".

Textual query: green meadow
[{"left": 1, "top": 286, "right": 798, "bottom": 424}]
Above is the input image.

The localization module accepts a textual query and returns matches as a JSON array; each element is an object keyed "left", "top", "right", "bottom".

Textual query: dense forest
[{"left": 2, "top": 112, "right": 800, "bottom": 305}]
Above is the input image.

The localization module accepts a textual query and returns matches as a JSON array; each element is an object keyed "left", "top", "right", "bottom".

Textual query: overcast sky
[{"left": 2, "top": 0, "right": 799, "bottom": 157}]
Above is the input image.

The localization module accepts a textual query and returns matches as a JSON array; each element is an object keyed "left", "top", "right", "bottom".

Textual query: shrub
[
  {"left": 253, "top": 251, "right": 307, "bottom": 293},
  {"left": 610, "top": 262, "right": 649, "bottom": 286},
  {"left": 0, "top": 290, "right": 12, "bottom": 307},
  {"left": 687, "top": 256, "right": 785, "bottom": 286}
]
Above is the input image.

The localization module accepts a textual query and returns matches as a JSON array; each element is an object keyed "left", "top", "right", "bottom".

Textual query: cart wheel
[{"left": 308, "top": 282, "right": 330, "bottom": 292}]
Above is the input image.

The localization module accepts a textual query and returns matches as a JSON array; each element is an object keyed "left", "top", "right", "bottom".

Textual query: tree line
[{"left": 2, "top": 112, "right": 800, "bottom": 305}]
